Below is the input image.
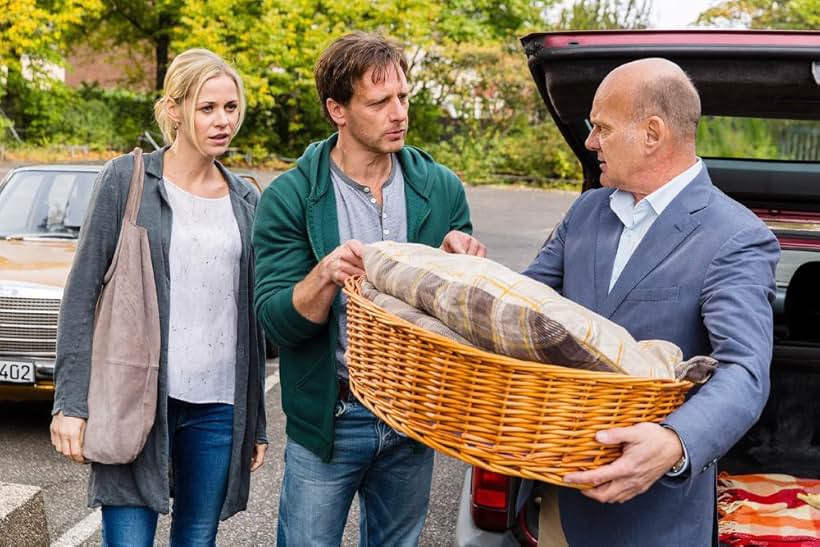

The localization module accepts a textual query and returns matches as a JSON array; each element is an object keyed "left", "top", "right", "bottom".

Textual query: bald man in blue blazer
[{"left": 521, "top": 58, "right": 780, "bottom": 545}]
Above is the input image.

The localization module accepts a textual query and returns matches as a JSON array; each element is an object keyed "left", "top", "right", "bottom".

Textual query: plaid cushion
[
  {"left": 363, "top": 241, "right": 716, "bottom": 380},
  {"left": 361, "top": 280, "right": 471, "bottom": 346}
]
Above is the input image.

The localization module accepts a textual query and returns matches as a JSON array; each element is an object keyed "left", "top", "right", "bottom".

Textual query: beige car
[
  {"left": 0, "top": 163, "right": 275, "bottom": 401},
  {"left": 0, "top": 164, "right": 99, "bottom": 401}
]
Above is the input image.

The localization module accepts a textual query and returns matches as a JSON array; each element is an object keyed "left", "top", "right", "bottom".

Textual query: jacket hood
[{"left": 294, "top": 133, "right": 437, "bottom": 199}]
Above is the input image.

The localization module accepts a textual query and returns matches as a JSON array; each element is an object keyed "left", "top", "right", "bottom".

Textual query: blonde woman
[{"left": 50, "top": 48, "right": 268, "bottom": 545}]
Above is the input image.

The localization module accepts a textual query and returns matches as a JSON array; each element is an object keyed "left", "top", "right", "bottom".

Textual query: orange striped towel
[{"left": 718, "top": 472, "right": 820, "bottom": 546}]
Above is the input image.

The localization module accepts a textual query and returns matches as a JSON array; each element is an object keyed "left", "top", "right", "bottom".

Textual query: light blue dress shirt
[{"left": 608, "top": 159, "right": 704, "bottom": 292}]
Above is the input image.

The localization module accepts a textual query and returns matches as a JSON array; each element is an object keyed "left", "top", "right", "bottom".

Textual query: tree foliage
[
  {"left": 78, "top": 0, "right": 183, "bottom": 90},
  {"left": 0, "top": 0, "right": 99, "bottom": 74},
  {"left": 175, "top": 0, "right": 545, "bottom": 155},
  {"left": 3, "top": 0, "right": 678, "bottom": 183},
  {"left": 554, "top": 0, "right": 651, "bottom": 29},
  {"left": 0, "top": 0, "right": 102, "bottom": 137},
  {"left": 697, "top": 0, "right": 819, "bottom": 29},
  {"left": 422, "top": 0, "right": 653, "bottom": 184},
  {"left": 696, "top": 116, "right": 779, "bottom": 159}
]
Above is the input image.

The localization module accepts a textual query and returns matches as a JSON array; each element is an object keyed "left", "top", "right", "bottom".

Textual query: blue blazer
[{"left": 522, "top": 167, "right": 779, "bottom": 546}]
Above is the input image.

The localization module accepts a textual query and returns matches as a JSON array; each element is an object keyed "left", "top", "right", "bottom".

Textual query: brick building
[{"left": 65, "top": 44, "right": 155, "bottom": 91}]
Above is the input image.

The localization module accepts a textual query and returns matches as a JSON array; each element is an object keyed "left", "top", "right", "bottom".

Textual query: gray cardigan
[{"left": 52, "top": 147, "right": 268, "bottom": 520}]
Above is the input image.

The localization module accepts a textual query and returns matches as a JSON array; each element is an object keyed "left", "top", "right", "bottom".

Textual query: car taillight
[{"left": 470, "top": 467, "right": 512, "bottom": 531}]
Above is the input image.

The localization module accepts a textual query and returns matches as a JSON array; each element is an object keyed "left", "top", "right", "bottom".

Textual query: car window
[
  {"left": 46, "top": 175, "right": 75, "bottom": 229},
  {"left": 0, "top": 170, "right": 98, "bottom": 237},
  {"left": 696, "top": 117, "right": 820, "bottom": 162},
  {"left": 0, "top": 173, "right": 44, "bottom": 234}
]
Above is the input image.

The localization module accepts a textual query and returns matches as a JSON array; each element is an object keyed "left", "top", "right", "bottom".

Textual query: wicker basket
[{"left": 343, "top": 276, "right": 693, "bottom": 487}]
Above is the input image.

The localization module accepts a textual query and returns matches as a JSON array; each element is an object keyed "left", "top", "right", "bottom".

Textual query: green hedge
[
  {"left": 420, "top": 119, "right": 581, "bottom": 187},
  {"left": 2, "top": 75, "right": 583, "bottom": 186},
  {"left": 1, "top": 74, "right": 154, "bottom": 150}
]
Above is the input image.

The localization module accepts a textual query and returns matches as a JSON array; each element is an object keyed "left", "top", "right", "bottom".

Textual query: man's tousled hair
[{"left": 314, "top": 32, "right": 408, "bottom": 126}]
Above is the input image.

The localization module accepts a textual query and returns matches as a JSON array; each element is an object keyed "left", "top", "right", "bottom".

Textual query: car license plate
[{"left": 0, "top": 361, "right": 35, "bottom": 384}]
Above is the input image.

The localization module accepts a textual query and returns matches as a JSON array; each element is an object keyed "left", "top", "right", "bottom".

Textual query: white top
[
  {"left": 164, "top": 177, "right": 241, "bottom": 404},
  {"left": 608, "top": 159, "right": 703, "bottom": 292}
]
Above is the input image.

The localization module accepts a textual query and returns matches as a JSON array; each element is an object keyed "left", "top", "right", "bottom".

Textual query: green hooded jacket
[{"left": 253, "top": 134, "right": 473, "bottom": 461}]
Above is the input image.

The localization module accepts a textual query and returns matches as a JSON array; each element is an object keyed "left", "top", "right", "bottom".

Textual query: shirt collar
[{"left": 610, "top": 158, "right": 703, "bottom": 221}]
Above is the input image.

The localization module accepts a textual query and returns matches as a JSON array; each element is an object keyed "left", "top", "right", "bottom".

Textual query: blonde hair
[{"left": 153, "top": 48, "right": 246, "bottom": 151}]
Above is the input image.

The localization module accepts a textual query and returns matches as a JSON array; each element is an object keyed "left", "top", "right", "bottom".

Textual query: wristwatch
[
  {"left": 662, "top": 424, "right": 689, "bottom": 478},
  {"left": 669, "top": 454, "right": 687, "bottom": 475}
]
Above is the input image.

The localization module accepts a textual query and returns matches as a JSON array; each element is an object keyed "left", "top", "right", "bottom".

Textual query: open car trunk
[{"left": 521, "top": 29, "right": 820, "bottom": 482}]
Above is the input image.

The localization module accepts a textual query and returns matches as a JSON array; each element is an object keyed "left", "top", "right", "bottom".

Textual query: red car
[{"left": 456, "top": 29, "right": 820, "bottom": 546}]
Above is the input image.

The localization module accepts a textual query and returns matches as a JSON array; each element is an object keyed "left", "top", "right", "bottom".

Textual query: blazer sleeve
[
  {"left": 52, "top": 158, "right": 126, "bottom": 418},
  {"left": 664, "top": 224, "right": 779, "bottom": 484}
]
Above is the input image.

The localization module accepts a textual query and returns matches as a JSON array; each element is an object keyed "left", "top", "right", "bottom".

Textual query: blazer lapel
[
  {"left": 594, "top": 201, "right": 623, "bottom": 310},
  {"left": 601, "top": 168, "right": 713, "bottom": 318}
]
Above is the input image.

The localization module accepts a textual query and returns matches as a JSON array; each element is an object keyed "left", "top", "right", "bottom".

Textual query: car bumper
[{"left": 0, "top": 381, "right": 54, "bottom": 401}]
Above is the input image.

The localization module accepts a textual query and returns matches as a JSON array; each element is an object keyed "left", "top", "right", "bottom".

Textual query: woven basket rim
[{"left": 344, "top": 275, "right": 692, "bottom": 389}]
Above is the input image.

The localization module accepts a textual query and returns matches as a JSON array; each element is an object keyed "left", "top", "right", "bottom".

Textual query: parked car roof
[{"left": 7, "top": 164, "right": 103, "bottom": 174}]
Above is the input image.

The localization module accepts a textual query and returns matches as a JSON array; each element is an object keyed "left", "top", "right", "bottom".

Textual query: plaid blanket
[
  {"left": 718, "top": 472, "right": 820, "bottom": 546},
  {"left": 363, "top": 241, "right": 716, "bottom": 381}
]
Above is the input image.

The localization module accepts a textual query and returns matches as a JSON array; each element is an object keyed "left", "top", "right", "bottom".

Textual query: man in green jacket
[{"left": 253, "top": 32, "right": 485, "bottom": 546}]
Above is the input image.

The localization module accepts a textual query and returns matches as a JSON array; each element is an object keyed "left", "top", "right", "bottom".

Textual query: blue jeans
[
  {"left": 101, "top": 398, "right": 234, "bottom": 547},
  {"left": 277, "top": 400, "right": 434, "bottom": 547}
]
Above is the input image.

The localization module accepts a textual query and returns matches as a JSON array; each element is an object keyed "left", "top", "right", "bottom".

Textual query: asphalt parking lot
[{"left": 0, "top": 174, "right": 576, "bottom": 545}]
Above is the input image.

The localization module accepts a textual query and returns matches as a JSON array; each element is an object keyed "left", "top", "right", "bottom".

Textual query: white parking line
[
  {"left": 52, "top": 507, "right": 101, "bottom": 547},
  {"left": 265, "top": 371, "right": 280, "bottom": 393},
  {"left": 52, "top": 370, "right": 279, "bottom": 547}
]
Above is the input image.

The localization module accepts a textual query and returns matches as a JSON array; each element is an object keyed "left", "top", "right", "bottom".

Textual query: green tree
[
  {"left": 75, "top": 0, "right": 184, "bottom": 90},
  {"left": 696, "top": 116, "right": 779, "bottom": 159},
  {"left": 697, "top": 0, "right": 819, "bottom": 29},
  {"left": 0, "top": 0, "right": 96, "bottom": 73},
  {"left": 2, "top": 0, "right": 665, "bottom": 180},
  {"left": 177, "top": 0, "right": 546, "bottom": 156},
  {"left": 0, "top": 0, "right": 101, "bottom": 136},
  {"left": 424, "top": 0, "right": 653, "bottom": 184},
  {"left": 554, "top": 0, "right": 651, "bottom": 29}
]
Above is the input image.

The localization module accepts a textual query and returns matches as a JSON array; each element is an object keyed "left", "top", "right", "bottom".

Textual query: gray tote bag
[{"left": 83, "top": 148, "right": 161, "bottom": 464}]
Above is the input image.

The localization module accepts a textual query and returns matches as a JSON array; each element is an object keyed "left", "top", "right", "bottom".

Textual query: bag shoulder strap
[
  {"left": 103, "top": 148, "right": 145, "bottom": 282},
  {"left": 124, "top": 147, "right": 145, "bottom": 224}
]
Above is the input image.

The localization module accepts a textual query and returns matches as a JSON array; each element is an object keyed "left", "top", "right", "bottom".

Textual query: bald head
[
  {"left": 585, "top": 58, "right": 701, "bottom": 197},
  {"left": 600, "top": 58, "right": 701, "bottom": 141}
]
